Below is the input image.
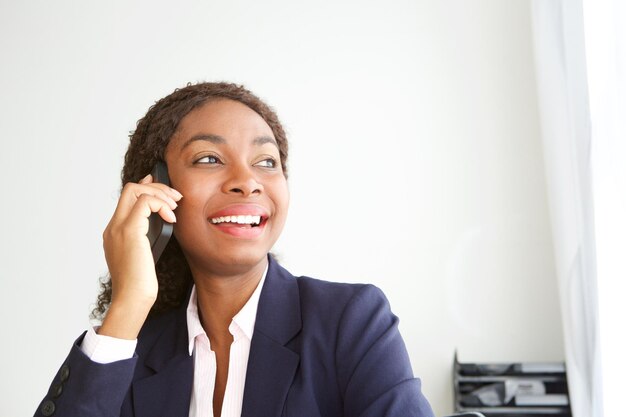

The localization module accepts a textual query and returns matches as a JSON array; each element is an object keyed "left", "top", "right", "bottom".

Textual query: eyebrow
[
  {"left": 181, "top": 134, "right": 225, "bottom": 150},
  {"left": 180, "top": 134, "right": 278, "bottom": 150},
  {"left": 253, "top": 136, "right": 278, "bottom": 147}
]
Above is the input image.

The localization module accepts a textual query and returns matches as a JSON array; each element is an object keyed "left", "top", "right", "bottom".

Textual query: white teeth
[{"left": 211, "top": 215, "right": 262, "bottom": 225}]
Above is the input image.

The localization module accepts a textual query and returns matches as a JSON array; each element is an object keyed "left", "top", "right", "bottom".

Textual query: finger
[
  {"left": 114, "top": 184, "right": 178, "bottom": 221},
  {"left": 105, "top": 194, "right": 177, "bottom": 244},
  {"left": 144, "top": 182, "right": 183, "bottom": 201},
  {"left": 135, "top": 188, "right": 178, "bottom": 210},
  {"left": 126, "top": 183, "right": 179, "bottom": 208},
  {"left": 128, "top": 194, "right": 177, "bottom": 229},
  {"left": 131, "top": 180, "right": 182, "bottom": 201}
]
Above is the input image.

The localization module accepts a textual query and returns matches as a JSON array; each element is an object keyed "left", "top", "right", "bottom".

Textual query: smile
[{"left": 210, "top": 215, "right": 262, "bottom": 226}]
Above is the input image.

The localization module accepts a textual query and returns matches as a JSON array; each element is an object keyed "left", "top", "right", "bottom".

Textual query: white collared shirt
[
  {"left": 187, "top": 271, "right": 265, "bottom": 417},
  {"left": 81, "top": 268, "right": 267, "bottom": 417}
]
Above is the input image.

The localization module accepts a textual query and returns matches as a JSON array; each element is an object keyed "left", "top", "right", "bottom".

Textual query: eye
[
  {"left": 194, "top": 155, "right": 222, "bottom": 165},
  {"left": 255, "top": 158, "right": 277, "bottom": 168}
]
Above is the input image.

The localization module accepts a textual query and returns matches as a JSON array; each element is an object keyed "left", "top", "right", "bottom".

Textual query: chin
[{"left": 185, "top": 244, "right": 270, "bottom": 276}]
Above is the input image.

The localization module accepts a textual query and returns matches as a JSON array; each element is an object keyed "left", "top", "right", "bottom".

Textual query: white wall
[{"left": 0, "top": 0, "right": 564, "bottom": 415}]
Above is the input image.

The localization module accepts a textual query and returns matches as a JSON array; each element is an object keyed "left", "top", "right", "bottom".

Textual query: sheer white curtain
[
  {"left": 531, "top": 0, "right": 626, "bottom": 416},
  {"left": 530, "top": 1, "right": 602, "bottom": 417},
  {"left": 583, "top": 1, "right": 626, "bottom": 416}
]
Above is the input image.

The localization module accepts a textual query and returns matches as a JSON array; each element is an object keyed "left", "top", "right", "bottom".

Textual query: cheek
[
  {"left": 173, "top": 203, "right": 204, "bottom": 244},
  {"left": 174, "top": 181, "right": 214, "bottom": 224},
  {"left": 272, "top": 181, "right": 290, "bottom": 218},
  {"left": 279, "top": 180, "right": 290, "bottom": 206}
]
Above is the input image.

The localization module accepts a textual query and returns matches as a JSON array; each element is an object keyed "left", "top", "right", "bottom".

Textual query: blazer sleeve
[
  {"left": 335, "top": 285, "right": 435, "bottom": 417},
  {"left": 34, "top": 332, "right": 138, "bottom": 417}
]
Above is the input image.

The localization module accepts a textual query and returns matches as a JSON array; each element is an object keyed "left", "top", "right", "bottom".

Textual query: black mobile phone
[{"left": 147, "top": 161, "right": 174, "bottom": 263}]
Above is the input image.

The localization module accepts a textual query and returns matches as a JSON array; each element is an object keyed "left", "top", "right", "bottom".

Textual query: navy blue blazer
[{"left": 36, "top": 256, "right": 434, "bottom": 417}]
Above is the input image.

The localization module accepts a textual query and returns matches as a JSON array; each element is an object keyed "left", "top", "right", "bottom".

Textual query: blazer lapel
[
  {"left": 241, "top": 256, "right": 302, "bottom": 417},
  {"left": 132, "top": 301, "right": 194, "bottom": 417}
]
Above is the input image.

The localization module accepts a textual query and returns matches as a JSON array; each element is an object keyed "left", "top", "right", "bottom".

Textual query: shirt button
[
  {"left": 50, "top": 383, "right": 63, "bottom": 398},
  {"left": 59, "top": 364, "right": 70, "bottom": 382},
  {"left": 41, "top": 400, "right": 56, "bottom": 416}
]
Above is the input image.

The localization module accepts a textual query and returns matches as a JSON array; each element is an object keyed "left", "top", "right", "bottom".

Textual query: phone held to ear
[{"left": 147, "top": 161, "right": 173, "bottom": 263}]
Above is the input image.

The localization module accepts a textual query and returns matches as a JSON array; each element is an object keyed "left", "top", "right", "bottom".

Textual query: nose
[{"left": 222, "top": 164, "right": 263, "bottom": 197}]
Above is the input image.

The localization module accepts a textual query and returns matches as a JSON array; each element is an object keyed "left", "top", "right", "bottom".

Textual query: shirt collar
[{"left": 186, "top": 265, "right": 268, "bottom": 356}]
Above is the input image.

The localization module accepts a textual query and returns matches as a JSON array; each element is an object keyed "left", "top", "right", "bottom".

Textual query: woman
[{"left": 35, "top": 82, "right": 434, "bottom": 417}]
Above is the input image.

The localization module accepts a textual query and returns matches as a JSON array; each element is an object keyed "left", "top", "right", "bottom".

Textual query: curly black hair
[{"left": 92, "top": 82, "right": 289, "bottom": 319}]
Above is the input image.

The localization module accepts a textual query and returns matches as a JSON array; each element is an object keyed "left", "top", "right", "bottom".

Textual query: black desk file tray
[{"left": 453, "top": 353, "right": 572, "bottom": 417}]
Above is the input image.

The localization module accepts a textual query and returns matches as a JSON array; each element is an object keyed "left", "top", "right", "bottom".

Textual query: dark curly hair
[{"left": 92, "top": 82, "right": 289, "bottom": 320}]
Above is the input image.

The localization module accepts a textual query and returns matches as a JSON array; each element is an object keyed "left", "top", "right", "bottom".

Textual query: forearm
[{"left": 34, "top": 333, "right": 137, "bottom": 417}]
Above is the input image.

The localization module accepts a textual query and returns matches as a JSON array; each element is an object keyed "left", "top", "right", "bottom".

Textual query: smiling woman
[{"left": 34, "top": 82, "right": 435, "bottom": 417}]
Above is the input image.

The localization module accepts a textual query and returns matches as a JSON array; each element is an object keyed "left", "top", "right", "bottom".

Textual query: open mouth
[{"left": 210, "top": 215, "right": 265, "bottom": 228}]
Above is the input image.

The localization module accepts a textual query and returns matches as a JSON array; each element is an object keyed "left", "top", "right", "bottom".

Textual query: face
[{"left": 164, "top": 99, "right": 289, "bottom": 277}]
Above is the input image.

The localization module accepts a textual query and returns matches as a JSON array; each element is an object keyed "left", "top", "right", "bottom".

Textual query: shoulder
[
  {"left": 286, "top": 272, "right": 397, "bottom": 344},
  {"left": 293, "top": 275, "right": 391, "bottom": 316},
  {"left": 266, "top": 256, "right": 390, "bottom": 317},
  {"left": 266, "top": 256, "right": 393, "bottom": 322}
]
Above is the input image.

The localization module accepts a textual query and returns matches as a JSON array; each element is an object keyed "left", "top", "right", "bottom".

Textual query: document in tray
[{"left": 515, "top": 394, "right": 569, "bottom": 406}]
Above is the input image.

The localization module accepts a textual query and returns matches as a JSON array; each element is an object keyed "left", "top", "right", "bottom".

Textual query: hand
[{"left": 99, "top": 174, "right": 182, "bottom": 339}]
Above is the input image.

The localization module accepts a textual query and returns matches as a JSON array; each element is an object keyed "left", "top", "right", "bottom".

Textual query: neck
[{"left": 191, "top": 258, "right": 267, "bottom": 346}]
